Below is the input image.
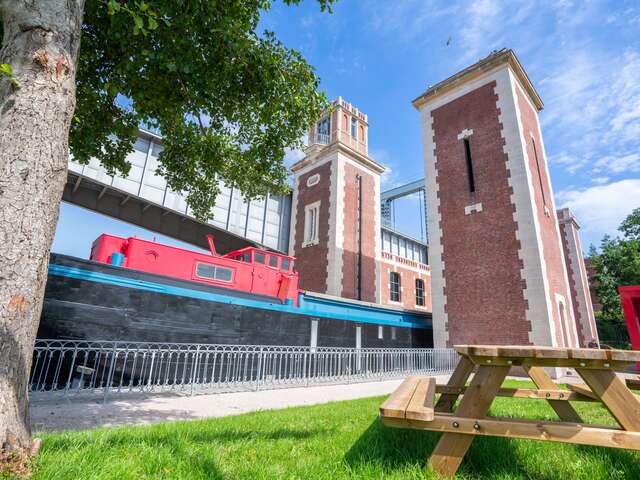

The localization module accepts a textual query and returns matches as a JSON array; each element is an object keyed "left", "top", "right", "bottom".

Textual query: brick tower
[
  {"left": 289, "top": 98, "right": 385, "bottom": 302},
  {"left": 557, "top": 208, "right": 599, "bottom": 347},
  {"left": 413, "top": 49, "right": 579, "bottom": 348}
]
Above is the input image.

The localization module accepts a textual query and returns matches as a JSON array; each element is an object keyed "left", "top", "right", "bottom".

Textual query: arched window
[
  {"left": 351, "top": 117, "right": 357, "bottom": 137},
  {"left": 359, "top": 125, "right": 365, "bottom": 141},
  {"left": 342, "top": 113, "right": 348, "bottom": 131}
]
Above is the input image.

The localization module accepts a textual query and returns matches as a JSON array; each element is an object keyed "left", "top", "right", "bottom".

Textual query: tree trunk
[{"left": 0, "top": 0, "right": 84, "bottom": 451}]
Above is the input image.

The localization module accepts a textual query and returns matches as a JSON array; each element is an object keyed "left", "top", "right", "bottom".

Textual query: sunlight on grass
[{"left": 32, "top": 381, "right": 639, "bottom": 479}]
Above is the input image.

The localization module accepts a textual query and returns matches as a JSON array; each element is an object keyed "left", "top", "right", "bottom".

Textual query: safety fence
[{"left": 29, "top": 340, "right": 459, "bottom": 401}]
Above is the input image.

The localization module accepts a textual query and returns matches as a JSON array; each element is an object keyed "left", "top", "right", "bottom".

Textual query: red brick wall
[
  {"left": 293, "top": 162, "right": 332, "bottom": 293},
  {"left": 341, "top": 163, "right": 377, "bottom": 302},
  {"left": 515, "top": 86, "right": 576, "bottom": 347},
  {"left": 431, "top": 81, "right": 530, "bottom": 346},
  {"left": 380, "top": 261, "right": 432, "bottom": 311}
]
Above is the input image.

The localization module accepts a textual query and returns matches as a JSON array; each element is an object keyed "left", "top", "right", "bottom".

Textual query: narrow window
[
  {"left": 415, "top": 278, "right": 425, "bottom": 306},
  {"left": 390, "top": 272, "right": 401, "bottom": 302},
  {"left": 463, "top": 138, "right": 476, "bottom": 193},
  {"left": 531, "top": 138, "right": 547, "bottom": 208},
  {"left": 303, "top": 202, "right": 320, "bottom": 246},
  {"left": 391, "top": 327, "right": 397, "bottom": 340},
  {"left": 281, "top": 258, "right": 291, "bottom": 271},
  {"left": 378, "top": 325, "right": 384, "bottom": 339},
  {"left": 351, "top": 118, "right": 357, "bottom": 137},
  {"left": 359, "top": 125, "right": 365, "bottom": 141},
  {"left": 316, "top": 117, "right": 330, "bottom": 144}
]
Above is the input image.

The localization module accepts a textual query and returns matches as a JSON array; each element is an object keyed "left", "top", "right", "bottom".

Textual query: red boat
[{"left": 90, "top": 234, "right": 300, "bottom": 306}]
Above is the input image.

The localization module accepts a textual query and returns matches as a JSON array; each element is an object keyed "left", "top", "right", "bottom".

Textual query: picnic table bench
[{"left": 380, "top": 345, "right": 640, "bottom": 477}]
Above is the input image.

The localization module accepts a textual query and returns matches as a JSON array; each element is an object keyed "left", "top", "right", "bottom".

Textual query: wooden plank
[
  {"left": 434, "top": 355, "right": 475, "bottom": 413},
  {"left": 566, "top": 383, "right": 598, "bottom": 400},
  {"left": 379, "top": 376, "right": 420, "bottom": 419},
  {"left": 454, "top": 345, "right": 640, "bottom": 361},
  {"left": 436, "top": 385, "right": 592, "bottom": 402},
  {"left": 467, "top": 356, "right": 633, "bottom": 370},
  {"left": 428, "top": 365, "right": 509, "bottom": 477},
  {"left": 406, "top": 377, "right": 436, "bottom": 421},
  {"left": 382, "top": 415, "right": 640, "bottom": 450},
  {"left": 577, "top": 368, "right": 640, "bottom": 431},
  {"left": 568, "top": 348, "right": 608, "bottom": 361},
  {"left": 627, "top": 378, "right": 640, "bottom": 390},
  {"left": 609, "top": 350, "right": 640, "bottom": 362},
  {"left": 524, "top": 365, "right": 582, "bottom": 423}
]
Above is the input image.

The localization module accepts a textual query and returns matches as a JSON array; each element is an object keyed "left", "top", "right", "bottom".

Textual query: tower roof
[{"left": 412, "top": 49, "right": 543, "bottom": 111}]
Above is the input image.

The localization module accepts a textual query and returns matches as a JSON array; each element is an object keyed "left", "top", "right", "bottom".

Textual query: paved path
[{"left": 30, "top": 376, "right": 451, "bottom": 432}]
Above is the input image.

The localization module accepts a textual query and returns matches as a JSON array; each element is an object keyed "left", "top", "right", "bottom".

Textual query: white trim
[
  {"left": 464, "top": 202, "right": 483, "bottom": 215},
  {"left": 326, "top": 154, "right": 344, "bottom": 296},
  {"left": 288, "top": 175, "right": 299, "bottom": 257},
  {"left": 559, "top": 212, "right": 598, "bottom": 344},
  {"left": 306, "top": 173, "right": 320, "bottom": 187},
  {"left": 420, "top": 105, "right": 448, "bottom": 347},
  {"left": 499, "top": 68, "right": 555, "bottom": 347},
  {"left": 457, "top": 128, "right": 474, "bottom": 140},
  {"left": 302, "top": 200, "right": 321, "bottom": 247}
]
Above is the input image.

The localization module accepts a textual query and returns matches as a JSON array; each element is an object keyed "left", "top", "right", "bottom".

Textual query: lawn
[{"left": 30, "top": 380, "right": 639, "bottom": 479}]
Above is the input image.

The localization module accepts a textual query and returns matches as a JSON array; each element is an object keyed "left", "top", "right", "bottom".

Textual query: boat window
[
  {"left": 235, "top": 252, "right": 250, "bottom": 263},
  {"left": 269, "top": 255, "right": 279, "bottom": 268},
  {"left": 281, "top": 258, "right": 290, "bottom": 271},
  {"left": 195, "top": 263, "right": 233, "bottom": 282},
  {"left": 254, "top": 252, "right": 265, "bottom": 264}
]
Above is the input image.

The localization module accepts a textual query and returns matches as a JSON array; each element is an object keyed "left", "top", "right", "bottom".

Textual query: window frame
[
  {"left": 390, "top": 271, "right": 401, "bottom": 302},
  {"left": 351, "top": 117, "right": 357, "bottom": 137},
  {"left": 302, "top": 201, "right": 321, "bottom": 247},
  {"left": 194, "top": 262, "right": 234, "bottom": 283},
  {"left": 415, "top": 278, "right": 425, "bottom": 307}
]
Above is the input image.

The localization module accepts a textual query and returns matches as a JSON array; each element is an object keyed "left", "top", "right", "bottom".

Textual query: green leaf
[
  {"left": 0, "top": 63, "right": 13, "bottom": 76},
  {"left": 148, "top": 16, "right": 158, "bottom": 30}
]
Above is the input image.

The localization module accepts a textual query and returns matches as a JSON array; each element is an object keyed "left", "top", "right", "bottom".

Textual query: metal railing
[
  {"left": 316, "top": 132, "right": 330, "bottom": 145},
  {"left": 29, "top": 340, "right": 458, "bottom": 401}
]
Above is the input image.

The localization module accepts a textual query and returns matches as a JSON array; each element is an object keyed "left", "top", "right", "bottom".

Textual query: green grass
[{"left": 31, "top": 381, "right": 639, "bottom": 479}]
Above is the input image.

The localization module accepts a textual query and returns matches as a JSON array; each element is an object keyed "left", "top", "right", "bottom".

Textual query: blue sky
[{"left": 53, "top": 0, "right": 640, "bottom": 256}]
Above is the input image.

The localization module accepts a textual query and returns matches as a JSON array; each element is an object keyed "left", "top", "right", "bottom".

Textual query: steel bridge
[
  {"left": 380, "top": 179, "right": 428, "bottom": 242},
  {"left": 64, "top": 130, "right": 291, "bottom": 254},
  {"left": 64, "top": 129, "right": 428, "bottom": 256}
]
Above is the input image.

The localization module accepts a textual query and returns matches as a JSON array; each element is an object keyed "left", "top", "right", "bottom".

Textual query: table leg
[
  {"left": 435, "top": 355, "right": 475, "bottom": 413},
  {"left": 576, "top": 368, "right": 640, "bottom": 431},
  {"left": 524, "top": 365, "right": 582, "bottom": 423},
  {"left": 428, "top": 365, "right": 509, "bottom": 477}
]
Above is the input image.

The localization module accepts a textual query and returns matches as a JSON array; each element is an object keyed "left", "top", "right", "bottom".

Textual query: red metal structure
[
  {"left": 90, "top": 234, "right": 300, "bottom": 305},
  {"left": 619, "top": 285, "right": 640, "bottom": 369}
]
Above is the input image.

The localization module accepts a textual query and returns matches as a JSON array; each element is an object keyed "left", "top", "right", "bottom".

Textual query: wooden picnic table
[{"left": 380, "top": 345, "right": 640, "bottom": 477}]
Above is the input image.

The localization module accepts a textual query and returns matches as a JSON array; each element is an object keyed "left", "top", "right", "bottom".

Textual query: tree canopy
[
  {"left": 589, "top": 207, "right": 640, "bottom": 326},
  {"left": 68, "top": 0, "right": 334, "bottom": 220}
]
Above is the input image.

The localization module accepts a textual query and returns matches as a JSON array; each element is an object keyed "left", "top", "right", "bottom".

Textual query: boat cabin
[{"left": 90, "top": 234, "right": 300, "bottom": 305}]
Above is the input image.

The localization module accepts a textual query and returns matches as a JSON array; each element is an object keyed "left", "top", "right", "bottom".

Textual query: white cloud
[
  {"left": 594, "top": 153, "right": 640, "bottom": 175},
  {"left": 283, "top": 146, "right": 305, "bottom": 168},
  {"left": 556, "top": 179, "right": 640, "bottom": 245}
]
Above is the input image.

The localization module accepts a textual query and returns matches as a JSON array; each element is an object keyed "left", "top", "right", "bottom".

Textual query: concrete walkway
[{"left": 30, "top": 375, "right": 451, "bottom": 432}]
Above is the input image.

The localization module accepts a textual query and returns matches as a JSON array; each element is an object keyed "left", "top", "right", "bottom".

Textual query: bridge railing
[{"left": 29, "top": 340, "right": 458, "bottom": 401}]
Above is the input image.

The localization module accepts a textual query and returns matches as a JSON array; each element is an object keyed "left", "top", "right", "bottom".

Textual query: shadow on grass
[
  {"left": 343, "top": 418, "right": 523, "bottom": 478},
  {"left": 344, "top": 418, "right": 640, "bottom": 479}
]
